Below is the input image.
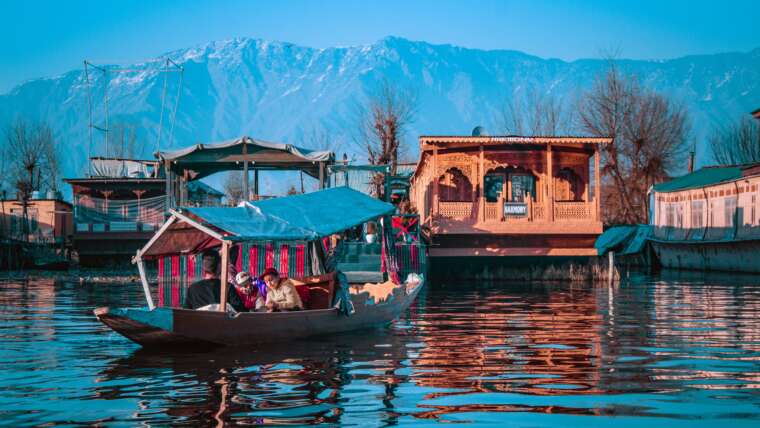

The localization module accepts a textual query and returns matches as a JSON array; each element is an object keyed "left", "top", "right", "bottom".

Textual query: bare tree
[
  {"left": 578, "top": 63, "right": 690, "bottom": 224},
  {"left": 223, "top": 171, "right": 248, "bottom": 206},
  {"left": 5, "top": 119, "right": 60, "bottom": 198},
  {"left": 501, "top": 88, "right": 575, "bottom": 135},
  {"left": 354, "top": 80, "right": 417, "bottom": 175},
  {"left": 710, "top": 116, "right": 760, "bottom": 165}
]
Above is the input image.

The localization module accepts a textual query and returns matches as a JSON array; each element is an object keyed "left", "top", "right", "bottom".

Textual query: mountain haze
[{"left": 1, "top": 36, "right": 758, "bottom": 194}]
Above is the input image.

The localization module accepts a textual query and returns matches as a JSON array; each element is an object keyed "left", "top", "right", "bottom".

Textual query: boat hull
[
  {"left": 95, "top": 278, "right": 423, "bottom": 347},
  {"left": 651, "top": 239, "right": 760, "bottom": 273}
]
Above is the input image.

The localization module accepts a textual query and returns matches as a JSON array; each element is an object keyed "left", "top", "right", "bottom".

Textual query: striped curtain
[{"left": 156, "top": 241, "right": 313, "bottom": 308}]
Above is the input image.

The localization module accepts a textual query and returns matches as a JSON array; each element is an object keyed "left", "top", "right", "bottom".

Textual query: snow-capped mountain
[{"left": 1, "top": 36, "right": 758, "bottom": 194}]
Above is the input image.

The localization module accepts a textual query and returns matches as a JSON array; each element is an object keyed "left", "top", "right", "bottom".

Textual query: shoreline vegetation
[
  {"left": 0, "top": 260, "right": 622, "bottom": 284},
  {"left": 0, "top": 268, "right": 150, "bottom": 284}
]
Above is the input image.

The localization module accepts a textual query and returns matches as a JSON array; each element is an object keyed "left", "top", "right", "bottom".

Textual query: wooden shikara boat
[
  {"left": 94, "top": 188, "right": 426, "bottom": 348},
  {"left": 94, "top": 275, "right": 423, "bottom": 347}
]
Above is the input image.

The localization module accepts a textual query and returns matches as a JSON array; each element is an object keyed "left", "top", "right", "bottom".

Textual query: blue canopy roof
[{"left": 183, "top": 187, "right": 395, "bottom": 241}]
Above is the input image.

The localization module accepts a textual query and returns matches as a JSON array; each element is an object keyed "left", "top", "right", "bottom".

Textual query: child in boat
[
  {"left": 260, "top": 267, "right": 303, "bottom": 311},
  {"left": 233, "top": 271, "right": 266, "bottom": 312}
]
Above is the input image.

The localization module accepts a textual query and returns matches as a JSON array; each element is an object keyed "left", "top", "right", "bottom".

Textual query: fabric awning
[
  {"left": 156, "top": 136, "right": 334, "bottom": 179},
  {"left": 186, "top": 187, "right": 395, "bottom": 241},
  {"left": 137, "top": 187, "right": 394, "bottom": 259}
]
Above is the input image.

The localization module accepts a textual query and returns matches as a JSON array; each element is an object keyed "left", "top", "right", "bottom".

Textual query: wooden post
[
  {"left": 164, "top": 161, "right": 172, "bottom": 214},
  {"left": 608, "top": 250, "right": 615, "bottom": 287},
  {"left": 137, "top": 257, "right": 155, "bottom": 310},
  {"left": 243, "top": 142, "right": 249, "bottom": 201},
  {"left": 319, "top": 162, "right": 325, "bottom": 190},
  {"left": 547, "top": 144, "right": 554, "bottom": 221},
  {"left": 254, "top": 168, "right": 259, "bottom": 199},
  {"left": 594, "top": 147, "right": 601, "bottom": 221},
  {"left": 433, "top": 149, "right": 439, "bottom": 217},
  {"left": 219, "top": 241, "right": 229, "bottom": 312},
  {"left": 479, "top": 146, "right": 485, "bottom": 223}
]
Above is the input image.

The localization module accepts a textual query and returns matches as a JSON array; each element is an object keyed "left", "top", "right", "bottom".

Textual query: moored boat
[{"left": 94, "top": 187, "right": 426, "bottom": 347}]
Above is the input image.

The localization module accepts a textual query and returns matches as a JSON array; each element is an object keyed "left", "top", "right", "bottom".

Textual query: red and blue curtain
[{"left": 157, "top": 240, "right": 312, "bottom": 308}]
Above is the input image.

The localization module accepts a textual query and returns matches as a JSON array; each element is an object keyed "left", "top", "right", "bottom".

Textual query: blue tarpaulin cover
[{"left": 184, "top": 187, "right": 395, "bottom": 241}]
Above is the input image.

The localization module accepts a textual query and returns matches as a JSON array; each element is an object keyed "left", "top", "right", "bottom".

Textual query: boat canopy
[
  {"left": 136, "top": 187, "right": 395, "bottom": 259},
  {"left": 155, "top": 136, "right": 334, "bottom": 180}
]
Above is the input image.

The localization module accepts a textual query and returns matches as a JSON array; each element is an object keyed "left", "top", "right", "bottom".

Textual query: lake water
[{"left": 1, "top": 271, "right": 759, "bottom": 426}]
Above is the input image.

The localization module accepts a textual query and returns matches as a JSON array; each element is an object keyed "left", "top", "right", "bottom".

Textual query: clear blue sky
[{"left": 2, "top": 0, "right": 758, "bottom": 93}]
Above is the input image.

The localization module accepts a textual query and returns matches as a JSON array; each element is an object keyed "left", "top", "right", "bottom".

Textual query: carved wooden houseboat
[{"left": 409, "top": 134, "right": 611, "bottom": 264}]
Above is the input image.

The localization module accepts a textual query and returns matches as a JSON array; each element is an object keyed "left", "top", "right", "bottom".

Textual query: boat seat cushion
[{"left": 289, "top": 272, "right": 337, "bottom": 310}]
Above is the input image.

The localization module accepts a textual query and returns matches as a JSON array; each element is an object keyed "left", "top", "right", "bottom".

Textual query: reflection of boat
[{"left": 94, "top": 188, "right": 426, "bottom": 348}]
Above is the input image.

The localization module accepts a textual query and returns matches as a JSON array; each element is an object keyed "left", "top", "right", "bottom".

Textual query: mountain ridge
[{"left": 1, "top": 36, "right": 758, "bottom": 194}]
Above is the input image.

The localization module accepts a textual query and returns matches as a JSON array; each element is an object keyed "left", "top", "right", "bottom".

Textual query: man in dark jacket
[{"left": 183, "top": 250, "right": 246, "bottom": 312}]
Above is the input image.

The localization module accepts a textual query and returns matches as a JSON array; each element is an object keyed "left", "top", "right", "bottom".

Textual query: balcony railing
[
  {"left": 438, "top": 201, "right": 473, "bottom": 219},
  {"left": 438, "top": 199, "right": 596, "bottom": 223}
]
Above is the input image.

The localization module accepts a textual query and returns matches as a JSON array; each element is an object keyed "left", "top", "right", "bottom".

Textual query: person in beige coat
[{"left": 260, "top": 267, "right": 303, "bottom": 311}]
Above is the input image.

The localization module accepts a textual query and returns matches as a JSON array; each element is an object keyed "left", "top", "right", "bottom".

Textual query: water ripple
[{"left": 1, "top": 273, "right": 760, "bottom": 425}]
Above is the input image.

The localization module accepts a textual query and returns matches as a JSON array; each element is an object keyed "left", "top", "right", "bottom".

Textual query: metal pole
[
  {"left": 84, "top": 61, "right": 93, "bottom": 177},
  {"left": 156, "top": 58, "right": 169, "bottom": 153},
  {"left": 167, "top": 59, "right": 183, "bottom": 147},
  {"left": 103, "top": 67, "right": 109, "bottom": 153}
]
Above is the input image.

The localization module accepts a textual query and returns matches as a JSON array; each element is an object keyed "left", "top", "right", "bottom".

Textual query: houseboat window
[
  {"left": 484, "top": 174, "right": 504, "bottom": 202},
  {"left": 752, "top": 195, "right": 756, "bottom": 225},
  {"left": 725, "top": 197, "right": 737, "bottom": 227},
  {"left": 438, "top": 168, "right": 473, "bottom": 202},
  {"left": 556, "top": 168, "right": 582, "bottom": 201},
  {"left": 666, "top": 204, "right": 675, "bottom": 227},
  {"left": 510, "top": 174, "right": 536, "bottom": 202},
  {"left": 691, "top": 200, "right": 704, "bottom": 229}
]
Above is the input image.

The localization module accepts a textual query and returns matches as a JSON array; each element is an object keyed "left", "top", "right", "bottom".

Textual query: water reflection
[{"left": 1, "top": 272, "right": 760, "bottom": 426}]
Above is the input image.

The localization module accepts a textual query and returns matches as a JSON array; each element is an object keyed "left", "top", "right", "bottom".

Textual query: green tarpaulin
[{"left": 653, "top": 166, "right": 743, "bottom": 193}]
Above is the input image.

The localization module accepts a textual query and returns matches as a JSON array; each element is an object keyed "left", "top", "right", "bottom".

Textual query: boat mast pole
[
  {"left": 219, "top": 241, "right": 230, "bottom": 311},
  {"left": 135, "top": 254, "right": 155, "bottom": 310}
]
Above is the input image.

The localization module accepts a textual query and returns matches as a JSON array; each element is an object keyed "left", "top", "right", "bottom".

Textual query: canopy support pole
[
  {"left": 136, "top": 256, "right": 155, "bottom": 310},
  {"left": 243, "top": 143, "right": 249, "bottom": 201},
  {"left": 219, "top": 241, "right": 230, "bottom": 312},
  {"left": 319, "top": 162, "right": 325, "bottom": 189},
  {"left": 254, "top": 169, "right": 259, "bottom": 199}
]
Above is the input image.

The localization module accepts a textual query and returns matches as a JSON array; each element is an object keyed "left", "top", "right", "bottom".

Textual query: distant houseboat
[
  {"left": 409, "top": 133, "right": 610, "bottom": 264},
  {"left": 65, "top": 157, "right": 223, "bottom": 266},
  {"left": 650, "top": 163, "right": 760, "bottom": 273}
]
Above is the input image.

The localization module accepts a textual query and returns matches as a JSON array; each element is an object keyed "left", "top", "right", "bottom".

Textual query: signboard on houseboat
[{"left": 503, "top": 202, "right": 527, "bottom": 216}]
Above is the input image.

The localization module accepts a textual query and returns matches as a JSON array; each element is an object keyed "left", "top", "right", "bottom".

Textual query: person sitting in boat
[
  {"left": 260, "top": 267, "right": 303, "bottom": 312},
  {"left": 233, "top": 271, "right": 266, "bottom": 312},
  {"left": 184, "top": 251, "right": 246, "bottom": 312}
]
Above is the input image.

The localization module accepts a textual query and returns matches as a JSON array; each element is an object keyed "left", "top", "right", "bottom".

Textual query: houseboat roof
[
  {"left": 419, "top": 135, "right": 612, "bottom": 149},
  {"left": 653, "top": 163, "right": 760, "bottom": 193},
  {"left": 155, "top": 136, "right": 334, "bottom": 180},
  {"left": 186, "top": 180, "right": 224, "bottom": 197},
  {"left": 138, "top": 187, "right": 394, "bottom": 257}
]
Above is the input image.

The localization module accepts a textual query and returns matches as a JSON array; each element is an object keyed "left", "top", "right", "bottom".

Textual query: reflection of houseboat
[
  {"left": 650, "top": 162, "right": 760, "bottom": 273},
  {"left": 409, "top": 133, "right": 610, "bottom": 263}
]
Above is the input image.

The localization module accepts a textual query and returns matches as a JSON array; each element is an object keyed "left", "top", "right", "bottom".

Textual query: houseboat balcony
[{"left": 433, "top": 199, "right": 601, "bottom": 235}]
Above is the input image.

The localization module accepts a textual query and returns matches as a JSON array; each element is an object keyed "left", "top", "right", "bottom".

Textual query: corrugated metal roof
[{"left": 652, "top": 166, "right": 744, "bottom": 193}]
